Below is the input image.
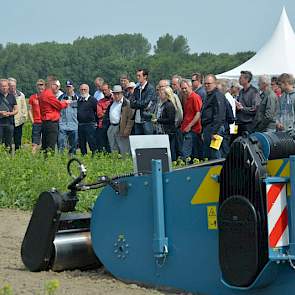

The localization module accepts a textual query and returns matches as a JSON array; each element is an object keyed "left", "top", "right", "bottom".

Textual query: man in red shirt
[
  {"left": 38, "top": 78, "right": 70, "bottom": 152},
  {"left": 180, "top": 79, "right": 203, "bottom": 160},
  {"left": 28, "top": 79, "right": 45, "bottom": 153}
]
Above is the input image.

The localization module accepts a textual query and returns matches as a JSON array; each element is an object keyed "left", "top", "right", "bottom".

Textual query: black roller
[
  {"left": 263, "top": 131, "right": 295, "bottom": 160},
  {"left": 21, "top": 190, "right": 62, "bottom": 271},
  {"left": 21, "top": 190, "right": 101, "bottom": 272}
]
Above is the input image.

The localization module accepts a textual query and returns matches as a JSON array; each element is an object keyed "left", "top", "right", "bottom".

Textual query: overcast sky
[{"left": 1, "top": 0, "right": 295, "bottom": 54}]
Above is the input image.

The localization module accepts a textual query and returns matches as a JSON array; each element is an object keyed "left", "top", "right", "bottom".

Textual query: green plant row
[{"left": 0, "top": 147, "right": 133, "bottom": 211}]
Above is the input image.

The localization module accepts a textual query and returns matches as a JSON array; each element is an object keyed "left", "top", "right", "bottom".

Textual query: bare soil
[{"left": 0, "top": 209, "right": 178, "bottom": 295}]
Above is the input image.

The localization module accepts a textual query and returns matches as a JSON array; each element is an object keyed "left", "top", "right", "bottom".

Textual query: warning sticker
[{"left": 207, "top": 206, "right": 217, "bottom": 230}]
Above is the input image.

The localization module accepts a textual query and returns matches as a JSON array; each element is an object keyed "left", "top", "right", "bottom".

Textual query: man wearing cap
[
  {"left": 57, "top": 80, "right": 79, "bottom": 155},
  {"left": 230, "top": 81, "right": 240, "bottom": 99},
  {"left": 38, "top": 78, "right": 70, "bottom": 152},
  {"left": 50, "top": 80, "right": 63, "bottom": 99},
  {"left": 106, "top": 85, "right": 134, "bottom": 154},
  {"left": 28, "top": 79, "right": 45, "bottom": 153},
  {"left": 125, "top": 82, "right": 136, "bottom": 100}
]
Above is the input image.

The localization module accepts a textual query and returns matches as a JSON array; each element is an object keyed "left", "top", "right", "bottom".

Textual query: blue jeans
[
  {"left": 58, "top": 129, "right": 78, "bottom": 155},
  {"left": 181, "top": 131, "right": 203, "bottom": 160},
  {"left": 78, "top": 123, "right": 97, "bottom": 155},
  {"left": 134, "top": 121, "right": 153, "bottom": 135},
  {"left": 203, "top": 125, "right": 225, "bottom": 160}
]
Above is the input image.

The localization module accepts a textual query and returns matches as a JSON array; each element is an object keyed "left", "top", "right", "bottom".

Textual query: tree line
[{"left": 0, "top": 33, "right": 254, "bottom": 96}]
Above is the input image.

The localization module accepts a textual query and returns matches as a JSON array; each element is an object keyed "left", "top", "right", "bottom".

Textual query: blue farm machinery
[{"left": 21, "top": 132, "right": 295, "bottom": 294}]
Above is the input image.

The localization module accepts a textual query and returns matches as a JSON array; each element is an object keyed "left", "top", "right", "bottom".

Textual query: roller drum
[
  {"left": 262, "top": 131, "right": 295, "bottom": 159},
  {"left": 51, "top": 230, "right": 101, "bottom": 271}
]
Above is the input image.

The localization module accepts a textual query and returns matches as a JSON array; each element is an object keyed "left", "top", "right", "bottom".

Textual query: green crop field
[{"left": 0, "top": 146, "right": 133, "bottom": 211}]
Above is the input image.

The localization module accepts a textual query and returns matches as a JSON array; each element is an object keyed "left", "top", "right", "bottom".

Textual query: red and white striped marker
[{"left": 266, "top": 183, "right": 289, "bottom": 248}]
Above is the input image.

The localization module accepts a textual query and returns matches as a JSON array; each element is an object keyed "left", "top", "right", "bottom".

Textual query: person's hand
[
  {"left": 235, "top": 101, "right": 243, "bottom": 110},
  {"left": 1, "top": 111, "right": 10, "bottom": 117},
  {"left": 184, "top": 125, "right": 191, "bottom": 133},
  {"left": 276, "top": 122, "right": 284, "bottom": 131},
  {"left": 211, "top": 134, "right": 219, "bottom": 140},
  {"left": 151, "top": 118, "right": 157, "bottom": 124}
]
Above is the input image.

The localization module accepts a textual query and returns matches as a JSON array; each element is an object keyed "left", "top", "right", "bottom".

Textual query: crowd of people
[{"left": 0, "top": 69, "right": 293, "bottom": 161}]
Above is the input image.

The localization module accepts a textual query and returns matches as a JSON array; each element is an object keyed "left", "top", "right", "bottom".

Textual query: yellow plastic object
[{"left": 210, "top": 135, "right": 223, "bottom": 150}]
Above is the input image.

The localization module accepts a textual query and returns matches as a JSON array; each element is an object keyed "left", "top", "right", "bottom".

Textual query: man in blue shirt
[{"left": 58, "top": 80, "right": 79, "bottom": 155}]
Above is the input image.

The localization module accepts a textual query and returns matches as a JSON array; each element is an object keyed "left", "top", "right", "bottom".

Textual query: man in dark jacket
[
  {"left": 201, "top": 74, "right": 226, "bottom": 160},
  {"left": 77, "top": 84, "right": 97, "bottom": 155},
  {"left": 236, "top": 71, "right": 260, "bottom": 135},
  {"left": 0, "top": 79, "right": 18, "bottom": 151},
  {"left": 252, "top": 75, "right": 278, "bottom": 132},
  {"left": 130, "top": 68, "right": 156, "bottom": 135}
]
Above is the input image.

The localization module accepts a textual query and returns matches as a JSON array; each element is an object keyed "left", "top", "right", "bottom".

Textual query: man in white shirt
[{"left": 106, "top": 85, "right": 134, "bottom": 154}]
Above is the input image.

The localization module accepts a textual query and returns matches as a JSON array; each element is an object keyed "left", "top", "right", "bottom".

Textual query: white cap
[{"left": 127, "top": 82, "right": 136, "bottom": 88}]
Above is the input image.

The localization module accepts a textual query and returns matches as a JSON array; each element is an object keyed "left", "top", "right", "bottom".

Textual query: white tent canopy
[{"left": 217, "top": 7, "right": 295, "bottom": 79}]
